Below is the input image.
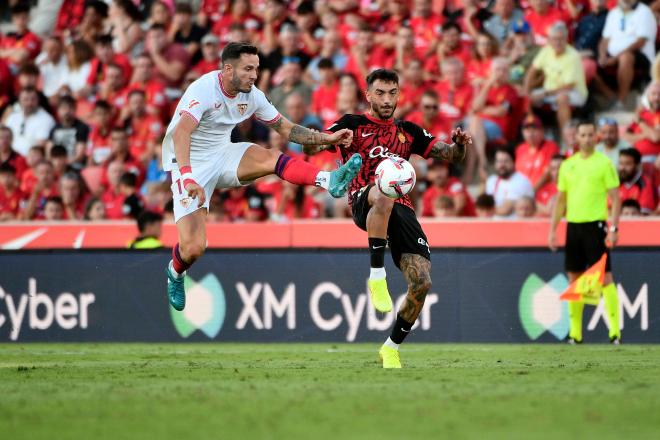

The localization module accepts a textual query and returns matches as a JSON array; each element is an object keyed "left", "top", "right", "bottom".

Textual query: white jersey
[{"left": 162, "top": 70, "right": 281, "bottom": 171}]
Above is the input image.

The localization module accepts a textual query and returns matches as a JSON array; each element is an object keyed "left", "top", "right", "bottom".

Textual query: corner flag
[{"left": 559, "top": 253, "right": 607, "bottom": 305}]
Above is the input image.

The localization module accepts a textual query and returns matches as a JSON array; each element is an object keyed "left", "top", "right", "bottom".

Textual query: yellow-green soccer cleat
[
  {"left": 379, "top": 345, "right": 402, "bottom": 369},
  {"left": 368, "top": 278, "right": 393, "bottom": 312}
]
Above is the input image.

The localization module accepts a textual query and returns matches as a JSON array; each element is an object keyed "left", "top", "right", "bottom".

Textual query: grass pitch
[{"left": 1, "top": 343, "right": 659, "bottom": 440}]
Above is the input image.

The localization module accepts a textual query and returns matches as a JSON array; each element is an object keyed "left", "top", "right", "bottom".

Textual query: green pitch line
[{"left": 1, "top": 344, "right": 659, "bottom": 440}]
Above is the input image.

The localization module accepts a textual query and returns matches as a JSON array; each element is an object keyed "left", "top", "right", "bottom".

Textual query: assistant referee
[{"left": 549, "top": 120, "right": 621, "bottom": 344}]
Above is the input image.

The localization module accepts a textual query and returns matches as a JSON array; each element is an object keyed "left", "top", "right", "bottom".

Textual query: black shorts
[
  {"left": 351, "top": 185, "right": 430, "bottom": 269},
  {"left": 565, "top": 221, "right": 612, "bottom": 273}
]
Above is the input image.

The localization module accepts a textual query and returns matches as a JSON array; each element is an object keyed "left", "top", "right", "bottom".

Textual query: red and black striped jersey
[{"left": 326, "top": 113, "right": 436, "bottom": 209}]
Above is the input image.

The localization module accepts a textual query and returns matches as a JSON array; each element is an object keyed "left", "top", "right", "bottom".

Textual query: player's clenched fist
[
  {"left": 327, "top": 128, "right": 353, "bottom": 146},
  {"left": 451, "top": 127, "right": 472, "bottom": 147}
]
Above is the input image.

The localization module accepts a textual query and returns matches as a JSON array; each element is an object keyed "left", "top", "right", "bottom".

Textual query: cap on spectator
[
  {"left": 522, "top": 114, "right": 543, "bottom": 129},
  {"left": 512, "top": 19, "right": 530, "bottom": 34},
  {"left": 201, "top": 34, "right": 219, "bottom": 45},
  {"left": 597, "top": 116, "right": 618, "bottom": 127}
]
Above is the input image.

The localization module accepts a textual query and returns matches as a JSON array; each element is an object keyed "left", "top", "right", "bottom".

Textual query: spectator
[
  {"left": 14, "top": 63, "right": 52, "bottom": 113},
  {"left": 434, "top": 195, "right": 458, "bottom": 217},
  {"left": 467, "top": 32, "right": 499, "bottom": 86},
  {"left": 424, "top": 22, "right": 471, "bottom": 81},
  {"left": 434, "top": 58, "right": 473, "bottom": 133},
  {"left": 408, "top": 0, "right": 443, "bottom": 57},
  {"left": 43, "top": 196, "right": 64, "bottom": 221},
  {"left": 392, "top": 26, "right": 420, "bottom": 73},
  {"left": 422, "top": 161, "right": 476, "bottom": 217},
  {"left": 0, "top": 125, "right": 28, "bottom": 180},
  {"left": 83, "top": 34, "right": 132, "bottom": 98},
  {"left": 193, "top": 34, "right": 221, "bottom": 76},
  {"left": 211, "top": 0, "right": 261, "bottom": 45},
  {"left": 536, "top": 153, "right": 564, "bottom": 216},
  {"left": 344, "top": 24, "right": 391, "bottom": 90},
  {"left": 87, "top": 100, "right": 113, "bottom": 166},
  {"left": 36, "top": 36, "right": 68, "bottom": 99},
  {"left": 170, "top": 3, "right": 206, "bottom": 62},
  {"left": 467, "top": 57, "right": 519, "bottom": 182},
  {"left": 293, "top": 0, "right": 322, "bottom": 56},
  {"left": 108, "top": 0, "right": 144, "bottom": 56},
  {"left": 260, "top": 24, "right": 311, "bottom": 90},
  {"left": 269, "top": 62, "right": 313, "bottom": 111},
  {"left": 19, "top": 146, "right": 45, "bottom": 194},
  {"left": 595, "top": 117, "right": 631, "bottom": 166},
  {"left": 621, "top": 198, "right": 642, "bottom": 216},
  {"left": 311, "top": 58, "right": 340, "bottom": 128},
  {"left": 145, "top": 24, "right": 190, "bottom": 89},
  {"left": 0, "top": 4, "right": 42, "bottom": 68},
  {"left": 21, "top": 160, "right": 59, "bottom": 220},
  {"left": 83, "top": 196, "right": 106, "bottom": 220},
  {"left": 59, "top": 171, "right": 88, "bottom": 220},
  {"left": 515, "top": 196, "right": 537, "bottom": 218},
  {"left": 483, "top": 0, "right": 524, "bottom": 44},
  {"left": 599, "top": 0, "right": 657, "bottom": 108},
  {"left": 128, "top": 210, "right": 164, "bottom": 249},
  {"left": 76, "top": 1, "right": 108, "bottom": 47},
  {"left": 525, "top": 22, "right": 587, "bottom": 134},
  {"left": 574, "top": 0, "right": 609, "bottom": 90},
  {"left": 505, "top": 20, "right": 541, "bottom": 86},
  {"left": 515, "top": 114, "right": 560, "bottom": 189},
  {"left": 485, "top": 147, "right": 535, "bottom": 217},
  {"left": 127, "top": 53, "right": 168, "bottom": 119},
  {"left": 275, "top": 182, "right": 321, "bottom": 220},
  {"left": 0, "top": 163, "right": 23, "bottom": 220},
  {"left": 96, "top": 63, "right": 128, "bottom": 111},
  {"left": 63, "top": 40, "right": 94, "bottom": 96},
  {"left": 407, "top": 90, "right": 450, "bottom": 143},
  {"left": 47, "top": 96, "right": 89, "bottom": 167},
  {"left": 618, "top": 147, "right": 656, "bottom": 214},
  {"left": 3, "top": 87, "right": 56, "bottom": 156},
  {"left": 105, "top": 127, "right": 144, "bottom": 185},
  {"left": 475, "top": 193, "right": 496, "bottom": 217},
  {"left": 306, "top": 30, "right": 348, "bottom": 83},
  {"left": 624, "top": 82, "right": 660, "bottom": 174},
  {"left": 146, "top": 1, "right": 172, "bottom": 29},
  {"left": 283, "top": 93, "right": 322, "bottom": 152},
  {"left": 524, "top": 0, "right": 568, "bottom": 46},
  {"left": 119, "top": 90, "right": 164, "bottom": 164},
  {"left": 50, "top": 145, "right": 71, "bottom": 178},
  {"left": 396, "top": 59, "right": 431, "bottom": 119}
]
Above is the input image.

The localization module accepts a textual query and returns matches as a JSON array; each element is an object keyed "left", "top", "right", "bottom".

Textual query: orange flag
[{"left": 560, "top": 253, "right": 607, "bottom": 305}]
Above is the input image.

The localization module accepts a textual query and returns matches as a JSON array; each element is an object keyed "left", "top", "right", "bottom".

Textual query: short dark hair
[
  {"left": 0, "top": 163, "right": 16, "bottom": 174},
  {"left": 137, "top": 210, "right": 163, "bottom": 233},
  {"left": 45, "top": 196, "right": 64, "bottom": 207},
  {"left": 221, "top": 42, "right": 259, "bottom": 64},
  {"left": 318, "top": 58, "right": 334, "bottom": 70},
  {"left": 175, "top": 2, "right": 193, "bottom": 14},
  {"left": 50, "top": 145, "right": 68, "bottom": 158},
  {"left": 576, "top": 119, "right": 596, "bottom": 131},
  {"left": 422, "top": 89, "right": 439, "bottom": 100},
  {"left": 10, "top": 4, "right": 31, "bottom": 15},
  {"left": 622, "top": 198, "right": 641, "bottom": 211},
  {"left": 366, "top": 69, "right": 399, "bottom": 89},
  {"left": 19, "top": 85, "right": 38, "bottom": 96},
  {"left": 551, "top": 153, "right": 565, "bottom": 161},
  {"left": 18, "top": 63, "right": 39, "bottom": 77},
  {"left": 58, "top": 95, "right": 76, "bottom": 108},
  {"left": 495, "top": 146, "right": 515, "bottom": 161},
  {"left": 95, "top": 34, "right": 114, "bottom": 46},
  {"left": 296, "top": 0, "right": 315, "bottom": 15},
  {"left": 475, "top": 193, "right": 495, "bottom": 209},
  {"left": 149, "top": 23, "right": 167, "bottom": 33},
  {"left": 127, "top": 88, "right": 146, "bottom": 100},
  {"left": 94, "top": 100, "right": 112, "bottom": 111},
  {"left": 620, "top": 147, "right": 642, "bottom": 164},
  {"left": 86, "top": 0, "right": 109, "bottom": 18},
  {"left": 119, "top": 172, "right": 137, "bottom": 188},
  {"left": 442, "top": 21, "right": 461, "bottom": 33}
]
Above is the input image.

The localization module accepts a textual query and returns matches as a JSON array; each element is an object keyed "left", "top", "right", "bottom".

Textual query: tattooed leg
[{"left": 398, "top": 253, "right": 432, "bottom": 323}]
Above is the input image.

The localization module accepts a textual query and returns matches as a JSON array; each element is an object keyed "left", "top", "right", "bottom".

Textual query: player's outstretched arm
[
  {"left": 427, "top": 127, "right": 472, "bottom": 163},
  {"left": 268, "top": 116, "right": 353, "bottom": 146}
]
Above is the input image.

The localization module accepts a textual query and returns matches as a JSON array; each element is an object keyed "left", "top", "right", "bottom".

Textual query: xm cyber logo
[
  {"left": 170, "top": 274, "right": 226, "bottom": 338},
  {"left": 519, "top": 274, "right": 649, "bottom": 341},
  {"left": 519, "top": 273, "right": 569, "bottom": 340}
]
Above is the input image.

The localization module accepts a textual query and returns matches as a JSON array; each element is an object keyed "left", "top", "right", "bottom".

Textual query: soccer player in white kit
[{"left": 164, "top": 42, "right": 361, "bottom": 310}]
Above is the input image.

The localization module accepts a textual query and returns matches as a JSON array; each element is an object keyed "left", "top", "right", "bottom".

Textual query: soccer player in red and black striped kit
[{"left": 306, "top": 69, "right": 472, "bottom": 368}]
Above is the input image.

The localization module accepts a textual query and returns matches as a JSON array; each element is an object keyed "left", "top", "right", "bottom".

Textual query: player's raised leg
[
  {"left": 380, "top": 253, "right": 432, "bottom": 368},
  {"left": 366, "top": 187, "right": 394, "bottom": 313},
  {"left": 236, "top": 144, "right": 362, "bottom": 198}
]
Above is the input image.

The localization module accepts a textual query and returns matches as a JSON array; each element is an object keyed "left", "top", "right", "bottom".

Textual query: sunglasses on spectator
[
  {"left": 597, "top": 117, "right": 617, "bottom": 127},
  {"left": 423, "top": 104, "right": 439, "bottom": 110}
]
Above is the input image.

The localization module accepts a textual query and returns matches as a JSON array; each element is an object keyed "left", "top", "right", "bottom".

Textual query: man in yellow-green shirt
[
  {"left": 549, "top": 120, "right": 622, "bottom": 344},
  {"left": 524, "top": 21, "right": 587, "bottom": 136}
]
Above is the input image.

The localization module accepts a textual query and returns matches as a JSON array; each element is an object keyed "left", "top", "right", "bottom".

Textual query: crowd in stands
[{"left": 1, "top": 0, "right": 660, "bottom": 223}]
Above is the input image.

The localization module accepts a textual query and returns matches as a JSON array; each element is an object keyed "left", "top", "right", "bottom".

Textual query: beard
[
  {"left": 497, "top": 169, "right": 512, "bottom": 179},
  {"left": 371, "top": 102, "right": 396, "bottom": 120},
  {"left": 231, "top": 76, "right": 252, "bottom": 93}
]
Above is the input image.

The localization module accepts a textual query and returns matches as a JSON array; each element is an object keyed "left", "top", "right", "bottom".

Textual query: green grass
[{"left": 1, "top": 344, "right": 659, "bottom": 440}]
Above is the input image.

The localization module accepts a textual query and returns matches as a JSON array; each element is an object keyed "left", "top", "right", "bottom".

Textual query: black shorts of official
[
  {"left": 351, "top": 184, "right": 430, "bottom": 269},
  {"left": 565, "top": 221, "right": 612, "bottom": 273}
]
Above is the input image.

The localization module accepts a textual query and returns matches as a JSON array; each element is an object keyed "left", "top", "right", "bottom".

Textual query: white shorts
[
  {"left": 171, "top": 142, "right": 253, "bottom": 222},
  {"left": 532, "top": 88, "right": 587, "bottom": 109}
]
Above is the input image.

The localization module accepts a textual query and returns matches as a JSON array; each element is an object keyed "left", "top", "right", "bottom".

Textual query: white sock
[
  {"left": 384, "top": 337, "right": 399, "bottom": 350},
  {"left": 315, "top": 171, "right": 331, "bottom": 189},
  {"left": 168, "top": 260, "right": 185, "bottom": 279},
  {"left": 369, "top": 267, "right": 386, "bottom": 280}
]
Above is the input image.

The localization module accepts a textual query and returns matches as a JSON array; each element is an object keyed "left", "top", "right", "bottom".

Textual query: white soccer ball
[{"left": 375, "top": 157, "right": 416, "bottom": 199}]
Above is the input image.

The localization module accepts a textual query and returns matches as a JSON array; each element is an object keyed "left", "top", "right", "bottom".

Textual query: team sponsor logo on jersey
[
  {"left": 188, "top": 100, "right": 200, "bottom": 109},
  {"left": 237, "top": 103, "right": 248, "bottom": 115},
  {"left": 369, "top": 145, "right": 401, "bottom": 159}
]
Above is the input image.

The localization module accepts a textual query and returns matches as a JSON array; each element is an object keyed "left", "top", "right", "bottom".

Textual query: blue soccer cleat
[
  {"left": 166, "top": 267, "right": 186, "bottom": 311},
  {"left": 328, "top": 153, "right": 362, "bottom": 198}
]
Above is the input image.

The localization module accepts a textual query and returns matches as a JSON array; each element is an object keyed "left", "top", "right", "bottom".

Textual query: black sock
[
  {"left": 389, "top": 314, "right": 414, "bottom": 344},
  {"left": 368, "top": 237, "right": 387, "bottom": 268}
]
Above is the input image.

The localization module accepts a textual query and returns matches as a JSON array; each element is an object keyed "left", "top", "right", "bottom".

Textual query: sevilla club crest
[{"left": 237, "top": 104, "right": 248, "bottom": 115}]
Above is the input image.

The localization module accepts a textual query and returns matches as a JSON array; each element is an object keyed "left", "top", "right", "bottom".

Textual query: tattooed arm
[
  {"left": 427, "top": 127, "right": 472, "bottom": 163},
  {"left": 267, "top": 116, "right": 353, "bottom": 146},
  {"left": 398, "top": 254, "right": 432, "bottom": 323}
]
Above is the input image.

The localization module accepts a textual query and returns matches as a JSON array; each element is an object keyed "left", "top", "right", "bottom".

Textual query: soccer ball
[{"left": 375, "top": 157, "right": 416, "bottom": 199}]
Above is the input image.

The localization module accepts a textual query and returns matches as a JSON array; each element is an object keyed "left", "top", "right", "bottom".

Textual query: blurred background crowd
[{"left": 0, "top": 0, "right": 659, "bottom": 224}]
